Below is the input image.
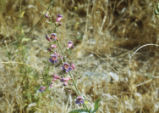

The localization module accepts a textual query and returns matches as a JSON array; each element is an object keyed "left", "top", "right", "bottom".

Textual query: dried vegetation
[{"left": 0, "top": 0, "right": 159, "bottom": 113}]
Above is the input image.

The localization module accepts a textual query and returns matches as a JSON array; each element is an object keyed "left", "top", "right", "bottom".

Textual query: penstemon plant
[{"left": 38, "top": 1, "right": 100, "bottom": 113}]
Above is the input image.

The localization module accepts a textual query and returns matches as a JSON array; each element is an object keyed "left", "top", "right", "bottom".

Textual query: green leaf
[
  {"left": 92, "top": 99, "right": 101, "bottom": 113},
  {"left": 155, "top": 9, "right": 159, "bottom": 15},
  {"left": 22, "top": 38, "right": 30, "bottom": 42},
  {"left": 69, "top": 109, "right": 90, "bottom": 113}
]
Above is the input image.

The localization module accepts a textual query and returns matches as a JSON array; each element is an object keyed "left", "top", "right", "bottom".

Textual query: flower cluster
[
  {"left": 40, "top": 14, "right": 84, "bottom": 106},
  {"left": 50, "top": 74, "right": 71, "bottom": 87},
  {"left": 45, "top": 33, "right": 58, "bottom": 42},
  {"left": 49, "top": 53, "right": 59, "bottom": 64},
  {"left": 62, "top": 63, "right": 75, "bottom": 72}
]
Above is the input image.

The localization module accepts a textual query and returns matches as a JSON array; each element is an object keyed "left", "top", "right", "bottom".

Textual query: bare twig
[
  {"left": 135, "top": 79, "right": 152, "bottom": 87},
  {"left": 131, "top": 44, "right": 159, "bottom": 58}
]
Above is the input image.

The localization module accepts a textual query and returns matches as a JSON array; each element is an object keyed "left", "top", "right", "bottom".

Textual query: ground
[{"left": 0, "top": 0, "right": 159, "bottom": 113}]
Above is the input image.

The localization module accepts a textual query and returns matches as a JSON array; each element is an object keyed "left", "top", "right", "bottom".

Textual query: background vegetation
[{"left": 0, "top": 0, "right": 159, "bottom": 113}]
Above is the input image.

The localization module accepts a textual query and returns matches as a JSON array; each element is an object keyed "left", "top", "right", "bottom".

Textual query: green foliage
[
  {"left": 154, "top": 3, "right": 159, "bottom": 15},
  {"left": 91, "top": 99, "right": 101, "bottom": 113}
]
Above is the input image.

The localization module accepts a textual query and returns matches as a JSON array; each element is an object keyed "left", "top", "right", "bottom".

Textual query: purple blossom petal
[
  {"left": 75, "top": 96, "right": 84, "bottom": 105},
  {"left": 39, "top": 86, "right": 46, "bottom": 92},
  {"left": 49, "top": 55, "right": 58, "bottom": 64},
  {"left": 62, "top": 63, "right": 72, "bottom": 72}
]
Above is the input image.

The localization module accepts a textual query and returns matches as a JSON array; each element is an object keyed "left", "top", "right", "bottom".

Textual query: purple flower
[
  {"left": 57, "top": 14, "right": 63, "bottom": 18},
  {"left": 45, "top": 34, "right": 51, "bottom": 41},
  {"left": 53, "top": 74, "right": 61, "bottom": 81},
  {"left": 63, "top": 82, "right": 68, "bottom": 86},
  {"left": 50, "top": 75, "right": 61, "bottom": 88},
  {"left": 39, "top": 86, "right": 46, "bottom": 92},
  {"left": 50, "top": 33, "right": 58, "bottom": 41},
  {"left": 45, "top": 12, "right": 49, "bottom": 18},
  {"left": 67, "top": 41, "right": 74, "bottom": 49},
  {"left": 51, "top": 44, "right": 57, "bottom": 48},
  {"left": 60, "top": 77, "right": 71, "bottom": 86},
  {"left": 49, "top": 54, "right": 58, "bottom": 64},
  {"left": 75, "top": 96, "right": 84, "bottom": 105},
  {"left": 62, "top": 63, "right": 72, "bottom": 72},
  {"left": 47, "top": 45, "right": 56, "bottom": 52},
  {"left": 71, "top": 63, "right": 75, "bottom": 70},
  {"left": 56, "top": 14, "right": 63, "bottom": 23}
]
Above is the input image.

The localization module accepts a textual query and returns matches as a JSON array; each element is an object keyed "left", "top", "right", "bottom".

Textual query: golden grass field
[{"left": 0, "top": 0, "right": 159, "bottom": 113}]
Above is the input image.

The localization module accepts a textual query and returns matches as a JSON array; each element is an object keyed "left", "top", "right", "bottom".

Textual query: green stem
[
  {"left": 68, "top": 72, "right": 80, "bottom": 95},
  {"left": 57, "top": 40, "right": 65, "bottom": 63},
  {"left": 56, "top": 39, "right": 89, "bottom": 111}
]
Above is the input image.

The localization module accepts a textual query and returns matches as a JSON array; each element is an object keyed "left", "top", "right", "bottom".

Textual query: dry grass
[{"left": 0, "top": 0, "right": 159, "bottom": 113}]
